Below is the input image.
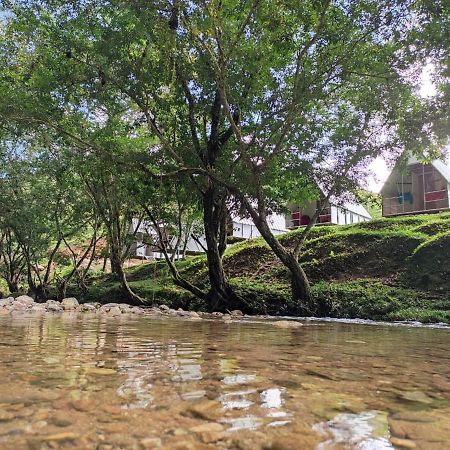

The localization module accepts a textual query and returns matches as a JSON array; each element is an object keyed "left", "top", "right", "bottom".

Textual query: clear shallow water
[{"left": 0, "top": 313, "right": 450, "bottom": 449}]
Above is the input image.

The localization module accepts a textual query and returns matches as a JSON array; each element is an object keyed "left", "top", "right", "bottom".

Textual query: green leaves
[{"left": 0, "top": 0, "right": 448, "bottom": 301}]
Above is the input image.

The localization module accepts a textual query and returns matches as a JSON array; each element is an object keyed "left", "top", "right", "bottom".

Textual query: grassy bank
[{"left": 75, "top": 212, "right": 450, "bottom": 323}]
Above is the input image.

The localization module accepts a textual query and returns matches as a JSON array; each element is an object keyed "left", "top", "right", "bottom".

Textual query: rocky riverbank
[
  {"left": 0, "top": 295, "right": 229, "bottom": 318},
  {"left": 0, "top": 295, "right": 303, "bottom": 328},
  {"left": 4, "top": 214, "right": 449, "bottom": 324}
]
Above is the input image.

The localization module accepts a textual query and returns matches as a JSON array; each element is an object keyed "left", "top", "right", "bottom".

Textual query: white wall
[
  {"left": 232, "top": 221, "right": 285, "bottom": 239},
  {"left": 135, "top": 242, "right": 146, "bottom": 258},
  {"left": 331, "top": 206, "right": 339, "bottom": 224},
  {"left": 183, "top": 235, "right": 207, "bottom": 253},
  {"left": 333, "top": 207, "right": 370, "bottom": 225}
]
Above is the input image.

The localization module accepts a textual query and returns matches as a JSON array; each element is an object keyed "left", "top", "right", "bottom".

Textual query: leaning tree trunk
[
  {"left": 111, "top": 250, "right": 143, "bottom": 305},
  {"left": 107, "top": 230, "right": 144, "bottom": 305},
  {"left": 280, "top": 253, "right": 312, "bottom": 310},
  {"left": 117, "top": 264, "right": 144, "bottom": 305},
  {"left": 246, "top": 211, "right": 316, "bottom": 314}
]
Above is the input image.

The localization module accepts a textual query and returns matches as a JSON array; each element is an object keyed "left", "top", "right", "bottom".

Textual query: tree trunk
[
  {"left": 102, "top": 256, "right": 108, "bottom": 272},
  {"left": 25, "top": 259, "right": 39, "bottom": 300},
  {"left": 78, "top": 233, "right": 99, "bottom": 296},
  {"left": 6, "top": 280, "right": 19, "bottom": 294},
  {"left": 202, "top": 186, "right": 242, "bottom": 311},
  {"left": 143, "top": 205, "right": 208, "bottom": 304},
  {"left": 108, "top": 239, "right": 122, "bottom": 276},
  {"left": 107, "top": 228, "right": 144, "bottom": 305},
  {"left": 117, "top": 263, "right": 144, "bottom": 305},
  {"left": 57, "top": 279, "right": 68, "bottom": 300},
  {"left": 243, "top": 207, "right": 315, "bottom": 314},
  {"left": 273, "top": 248, "right": 314, "bottom": 313},
  {"left": 283, "top": 253, "right": 312, "bottom": 309}
]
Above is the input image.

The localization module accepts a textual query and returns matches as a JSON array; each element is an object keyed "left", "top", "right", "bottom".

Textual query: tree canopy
[{"left": 0, "top": 0, "right": 448, "bottom": 309}]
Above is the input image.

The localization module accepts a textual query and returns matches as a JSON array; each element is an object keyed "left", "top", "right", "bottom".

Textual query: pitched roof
[
  {"left": 380, "top": 154, "right": 450, "bottom": 195},
  {"left": 432, "top": 159, "right": 450, "bottom": 184}
]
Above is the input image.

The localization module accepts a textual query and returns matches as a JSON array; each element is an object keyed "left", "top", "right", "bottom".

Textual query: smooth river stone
[
  {"left": 45, "top": 300, "right": 63, "bottom": 312},
  {"left": 43, "top": 431, "right": 79, "bottom": 441},
  {"left": 14, "top": 295, "right": 34, "bottom": 305},
  {"left": 273, "top": 320, "right": 302, "bottom": 328},
  {"left": 107, "top": 306, "right": 122, "bottom": 316},
  {"left": 61, "top": 297, "right": 79, "bottom": 310},
  {"left": 85, "top": 367, "right": 116, "bottom": 376},
  {"left": 184, "top": 400, "right": 222, "bottom": 421},
  {"left": 190, "top": 422, "right": 224, "bottom": 443},
  {"left": 0, "top": 410, "right": 15, "bottom": 421},
  {"left": 390, "top": 437, "right": 417, "bottom": 448},
  {"left": 140, "top": 437, "right": 163, "bottom": 449}
]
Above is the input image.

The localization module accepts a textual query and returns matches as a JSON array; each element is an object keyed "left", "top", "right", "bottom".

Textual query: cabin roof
[
  {"left": 433, "top": 160, "right": 450, "bottom": 184},
  {"left": 380, "top": 154, "right": 450, "bottom": 196}
]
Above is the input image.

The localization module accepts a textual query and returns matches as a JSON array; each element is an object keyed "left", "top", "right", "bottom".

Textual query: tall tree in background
[
  {"left": 0, "top": 140, "right": 98, "bottom": 299},
  {"left": 0, "top": 1, "right": 246, "bottom": 309}
]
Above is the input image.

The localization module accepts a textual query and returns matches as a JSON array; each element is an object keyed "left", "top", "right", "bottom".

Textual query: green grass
[
  {"left": 0, "top": 279, "right": 9, "bottom": 297},
  {"left": 312, "top": 279, "right": 450, "bottom": 322},
  {"left": 63, "top": 212, "right": 450, "bottom": 323}
]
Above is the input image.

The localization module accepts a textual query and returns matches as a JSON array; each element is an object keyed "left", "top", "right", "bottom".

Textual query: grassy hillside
[{"left": 81, "top": 212, "right": 450, "bottom": 323}]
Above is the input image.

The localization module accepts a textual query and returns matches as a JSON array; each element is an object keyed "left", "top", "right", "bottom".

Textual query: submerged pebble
[
  {"left": 398, "top": 391, "right": 433, "bottom": 404},
  {"left": 390, "top": 437, "right": 417, "bottom": 448},
  {"left": 0, "top": 300, "right": 449, "bottom": 449},
  {"left": 185, "top": 400, "right": 222, "bottom": 421}
]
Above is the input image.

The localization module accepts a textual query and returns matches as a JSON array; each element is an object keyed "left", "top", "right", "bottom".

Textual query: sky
[{"left": 366, "top": 64, "right": 439, "bottom": 193}]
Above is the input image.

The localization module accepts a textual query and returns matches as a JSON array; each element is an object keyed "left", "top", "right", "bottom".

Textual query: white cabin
[
  {"left": 286, "top": 199, "right": 371, "bottom": 228},
  {"left": 130, "top": 213, "right": 287, "bottom": 259},
  {"left": 130, "top": 194, "right": 371, "bottom": 259},
  {"left": 130, "top": 218, "right": 205, "bottom": 259},
  {"left": 231, "top": 212, "right": 287, "bottom": 239}
]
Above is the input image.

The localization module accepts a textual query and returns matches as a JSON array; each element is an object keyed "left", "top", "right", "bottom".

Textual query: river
[{"left": 0, "top": 312, "right": 449, "bottom": 449}]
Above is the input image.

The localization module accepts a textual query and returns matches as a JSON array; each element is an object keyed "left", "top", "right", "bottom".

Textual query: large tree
[
  {"left": 175, "top": 0, "right": 449, "bottom": 311},
  {"left": 1, "top": 0, "right": 449, "bottom": 311},
  {"left": 0, "top": 0, "right": 246, "bottom": 309}
]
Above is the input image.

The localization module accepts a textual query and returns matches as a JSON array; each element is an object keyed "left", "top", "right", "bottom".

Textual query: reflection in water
[
  {"left": 261, "top": 387, "right": 283, "bottom": 408},
  {"left": 180, "top": 389, "right": 206, "bottom": 401},
  {"left": 222, "top": 373, "right": 257, "bottom": 385},
  {"left": 261, "top": 387, "right": 291, "bottom": 426},
  {"left": 0, "top": 313, "right": 449, "bottom": 449},
  {"left": 219, "top": 390, "right": 254, "bottom": 410},
  {"left": 221, "top": 415, "right": 263, "bottom": 432},
  {"left": 116, "top": 358, "right": 154, "bottom": 409},
  {"left": 314, "top": 410, "right": 393, "bottom": 450}
]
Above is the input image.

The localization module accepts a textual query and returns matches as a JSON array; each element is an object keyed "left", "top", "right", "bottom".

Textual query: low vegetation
[{"left": 59, "top": 212, "right": 450, "bottom": 323}]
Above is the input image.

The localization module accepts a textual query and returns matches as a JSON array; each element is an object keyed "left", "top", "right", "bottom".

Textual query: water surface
[{"left": 0, "top": 313, "right": 449, "bottom": 449}]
